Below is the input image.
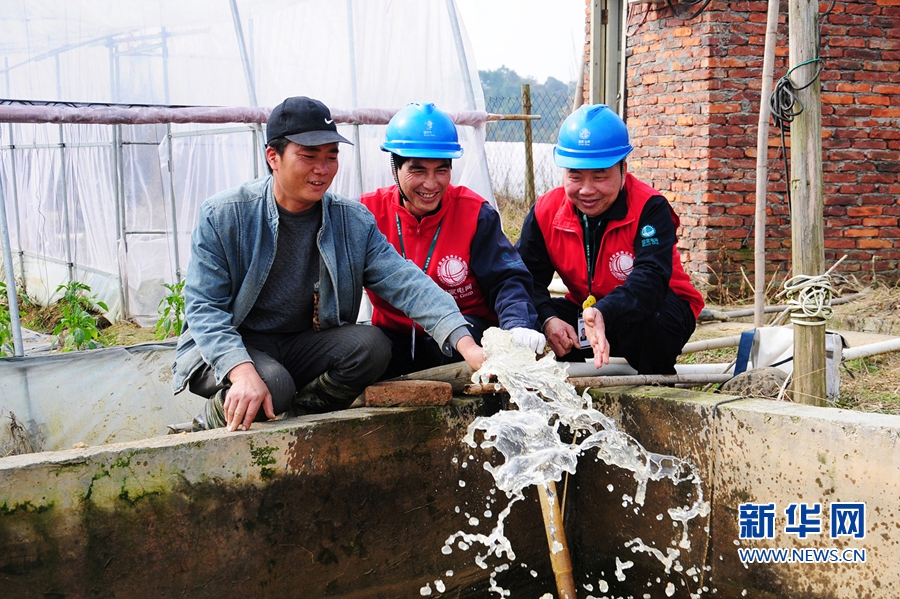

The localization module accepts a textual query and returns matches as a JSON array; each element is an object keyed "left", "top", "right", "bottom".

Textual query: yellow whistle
[{"left": 582, "top": 295, "right": 596, "bottom": 310}]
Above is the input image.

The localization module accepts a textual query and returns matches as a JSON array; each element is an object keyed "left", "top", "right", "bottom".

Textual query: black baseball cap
[{"left": 266, "top": 96, "right": 352, "bottom": 146}]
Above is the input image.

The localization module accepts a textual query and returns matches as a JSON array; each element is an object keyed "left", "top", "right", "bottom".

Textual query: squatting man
[
  {"left": 172, "top": 96, "right": 491, "bottom": 432},
  {"left": 516, "top": 104, "right": 704, "bottom": 374}
]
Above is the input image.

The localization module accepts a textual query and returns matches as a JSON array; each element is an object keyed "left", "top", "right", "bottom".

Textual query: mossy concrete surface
[
  {"left": 2, "top": 387, "right": 897, "bottom": 598},
  {"left": 0, "top": 401, "right": 556, "bottom": 599},
  {"left": 582, "top": 387, "right": 899, "bottom": 599}
]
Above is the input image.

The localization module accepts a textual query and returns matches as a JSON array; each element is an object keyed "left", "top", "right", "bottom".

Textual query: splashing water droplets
[{"left": 439, "top": 329, "right": 710, "bottom": 597}]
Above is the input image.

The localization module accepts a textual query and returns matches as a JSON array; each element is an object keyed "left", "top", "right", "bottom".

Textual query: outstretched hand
[
  {"left": 224, "top": 362, "right": 276, "bottom": 432},
  {"left": 543, "top": 316, "right": 580, "bottom": 357},
  {"left": 455, "top": 335, "right": 486, "bottom": 372},
  {"left": 582, "top": 307, "right": 610, "bottom": 369}
]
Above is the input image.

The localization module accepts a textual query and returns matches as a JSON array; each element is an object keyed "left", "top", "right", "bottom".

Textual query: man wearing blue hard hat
[
  {"left": 516, "top": 104, "right": 704, "bottom": 374},
  {"left": 361, "top": 102, "right": 544, "bottom": 378},
  {"left": 173, "top": 96, "right": 485, "bottom": 432}
]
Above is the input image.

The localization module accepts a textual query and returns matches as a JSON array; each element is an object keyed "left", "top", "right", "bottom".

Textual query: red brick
[
  {"left": 863, "top": 217, "right": 899, "bottom": 227},
  {"left": 844, "top": 228, "right": 880, "bottom": 237},
  {"left": 847, "top": 206, "right": 884, "bottom": 217},
  {"left": 364, "top": 381, "right": 453, "bottom": 408},
  {"left": 857, "top": 238, "right": 894, "bottom": 249}
]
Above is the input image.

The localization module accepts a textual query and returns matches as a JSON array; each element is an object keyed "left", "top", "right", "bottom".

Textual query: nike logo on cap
[{"left": 325, "top": 118, "right": 334, "bottom": 124}]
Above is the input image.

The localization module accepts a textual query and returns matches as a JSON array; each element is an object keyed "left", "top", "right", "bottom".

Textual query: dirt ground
[{"left": 687, "top": 285, "right": 900, "bottom": 414}]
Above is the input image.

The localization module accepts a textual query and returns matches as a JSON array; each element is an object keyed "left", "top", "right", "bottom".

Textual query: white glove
[{"left": 510, "top": 327, "right": 547, "bottom": 353}]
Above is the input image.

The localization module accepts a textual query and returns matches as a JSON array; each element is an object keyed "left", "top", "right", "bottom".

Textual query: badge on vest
[
  {"left": 640, "top": 224, "right": 659, "bottom": 248},
  {"left": 437, "top": 255, "right": 468, "bottom": 287},
  {"left": 609, "top": 251, "right": 634, "bottom": 282}
]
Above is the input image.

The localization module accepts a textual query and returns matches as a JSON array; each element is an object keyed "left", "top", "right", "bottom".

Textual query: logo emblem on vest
[
  {"left": 609, "top": 251, "right": 634, "bottom": 281},
  {"left": 437, "top": 255, "right": 468, "bottom": 287},
  {"left": 640, "top": 224, "right": 656, "bottom": 238}
]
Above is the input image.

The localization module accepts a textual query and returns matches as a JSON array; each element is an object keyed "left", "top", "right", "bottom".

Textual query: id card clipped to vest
[{"left": 577, "top": 294, "right": 596, "bottom": 350}]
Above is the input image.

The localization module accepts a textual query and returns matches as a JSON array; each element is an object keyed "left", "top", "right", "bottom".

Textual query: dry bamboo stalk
[{"left": 537, "top": 481, "right": 577, "bottom": 599}]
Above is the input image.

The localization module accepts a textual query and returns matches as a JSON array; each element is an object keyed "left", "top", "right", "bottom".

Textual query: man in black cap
[{"left": 172, "top": 96, "right": 484, "bottom": 432}]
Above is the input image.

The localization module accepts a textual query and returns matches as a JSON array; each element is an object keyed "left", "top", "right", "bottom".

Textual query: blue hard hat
[
  {"left": 553, "top": 104, "right": 633, "bottom": 169},
  {"left": 381, "top": 103, "right": 464, "bottom": 159}
]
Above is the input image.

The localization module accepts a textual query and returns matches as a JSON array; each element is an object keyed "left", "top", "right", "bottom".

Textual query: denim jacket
[{"left": 172, "top": 176, "right": 469, "bottom": 393}]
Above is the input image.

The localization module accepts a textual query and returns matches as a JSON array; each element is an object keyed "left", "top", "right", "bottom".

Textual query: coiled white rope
[
  {"left": 779, "top": 274, "right": 834, "bottom": 325},
  {"left": 776, "top": 256, "right": 846, "bottom": 326}
]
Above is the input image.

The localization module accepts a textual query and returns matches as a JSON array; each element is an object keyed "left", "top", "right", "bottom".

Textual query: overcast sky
[{"left": 455, "top": 0, "right": 586, "bottom": 84}]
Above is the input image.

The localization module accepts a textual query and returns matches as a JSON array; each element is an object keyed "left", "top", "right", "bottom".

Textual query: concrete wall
[
  {"left": 1, "top": 388, "right": 897, "bottom": 598},
  {"left": 0, "top": 402, "right": 557, "bottom": 599},
  {"left": 584, "top": 387, "right": 899, "bottom": 599}
]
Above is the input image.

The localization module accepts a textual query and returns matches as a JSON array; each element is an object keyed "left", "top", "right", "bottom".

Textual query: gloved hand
[{"left": 509, "top": 327, "right": 547, "bottom": 353}]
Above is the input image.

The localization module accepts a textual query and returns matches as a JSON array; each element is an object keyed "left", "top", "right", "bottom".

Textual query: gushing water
[{"left": 424, "top": 329, "right": 711, "bottom": 598}]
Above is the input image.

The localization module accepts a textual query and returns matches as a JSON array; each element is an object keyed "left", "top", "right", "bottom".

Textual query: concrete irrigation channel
[{"left": 1, "top": 345, "right": 898, "bottom": 598}]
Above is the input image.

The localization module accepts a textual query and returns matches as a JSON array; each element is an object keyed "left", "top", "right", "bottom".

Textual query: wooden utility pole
[
  {"left": 522, "top": 84, "right": 536, "bottom": 206},
  {"left": 788, "top": 0, "right": 827, "bottom": 405}
]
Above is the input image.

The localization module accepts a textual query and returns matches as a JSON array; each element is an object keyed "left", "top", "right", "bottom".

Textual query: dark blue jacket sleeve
[
  {"left": 595, "top": 196, "right": 675, "bottom": 325},
  {"left": 515, "top": 204, "right": 559, "bottom": 326},
  {"left": 470, "top": 202, "right": 540, "bottom": 330}
]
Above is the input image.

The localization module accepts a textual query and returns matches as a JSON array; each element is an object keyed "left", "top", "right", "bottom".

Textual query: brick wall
[{"left": 581, "top": 0, "right": 900, "bottom": 299}]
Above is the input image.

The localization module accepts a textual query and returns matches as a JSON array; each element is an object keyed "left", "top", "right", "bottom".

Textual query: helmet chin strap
[{"left": 390, "top": 154, "right": 413, "bottom": 207}]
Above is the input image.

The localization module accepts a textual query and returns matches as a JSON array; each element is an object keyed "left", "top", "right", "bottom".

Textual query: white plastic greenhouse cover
[{"left": 0, "top": 0, "right": 491, "bottom": 324}]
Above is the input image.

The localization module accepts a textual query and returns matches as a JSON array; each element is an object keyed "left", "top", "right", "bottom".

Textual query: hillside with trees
[{"left": 478, "top": 66, "right": 575, "bottom": 144}]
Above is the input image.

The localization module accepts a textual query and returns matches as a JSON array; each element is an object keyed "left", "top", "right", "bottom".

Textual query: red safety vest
[
  {"left": 361, "top": 184, "right": 496, "bottom": 333},
  {"left": 533, "top": 174, "right": 704, "bottom": 318}
]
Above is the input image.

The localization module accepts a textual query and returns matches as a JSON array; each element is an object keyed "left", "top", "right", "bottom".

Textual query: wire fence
[{"left": 484, "top": 89, "right": 573, "bottom": 205}]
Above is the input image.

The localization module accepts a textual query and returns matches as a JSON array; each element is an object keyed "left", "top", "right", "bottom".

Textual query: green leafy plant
[
  {"left": 52, "top": 281, "right": 108, "bottom": 352},
  {"left": 155, "top": 280, "right": 185, "bottom": 340}
]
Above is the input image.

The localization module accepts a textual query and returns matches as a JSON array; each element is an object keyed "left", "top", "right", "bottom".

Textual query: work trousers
[
  {"left": 188, "top": 324, "right": 391, "bottom": 418},
  {"left": 551, "top": 289, "right": 695, "bottom": 375}
]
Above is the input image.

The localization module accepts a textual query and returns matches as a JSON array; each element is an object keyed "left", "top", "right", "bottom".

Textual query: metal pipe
[
  {"left": 13, "top": 250, "right": 116, "bottom": 278},
  {"left": 7, "top": 123, "right": 25, "bottom": 286},
  {"left": 346, "top": 0, "right": 364, "bottom": 197},
  {"left": 165, "top": 124, "right": 183, "bottom": 284},
  {"left": 0, "top": 142, "right": 24, "bottom": 356},
  {"left": 444, "top": 0, "right": 476, "bottom": 110},
  {"left": 565, "top": 361, "right": 735, "bottom": 377},
  {"left": 252, "top": 128, "right": 260, "bottom": 179},
  {"left": 161, "top": 27, "right": 171, "bottom": 104},
  {"left": 58, "top": 125, "right": 74, "bottom": 283},
  {"left": 228, "top": 0, "right": 258, "bottom": 107},
  {"left": 680, "top": 336, "right": 743, "bottom": 355},
  {"left": 112, "top": 124, "right": 128, "bottom": 319},
  {"left": 0, "top": 104, "right": 510, "bottom": 127},
  {"left": 842, "top": 338, "right": 900, "bottom": 362}
]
